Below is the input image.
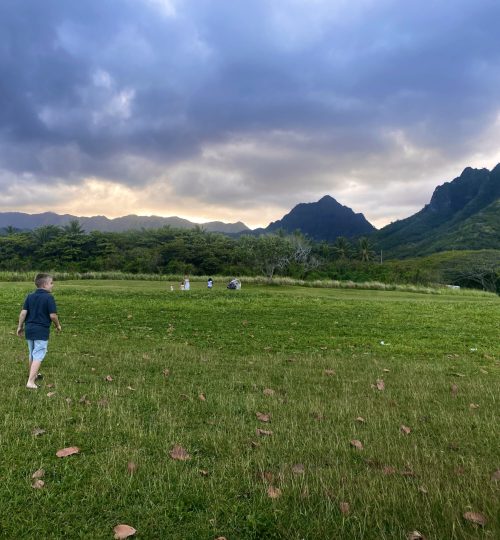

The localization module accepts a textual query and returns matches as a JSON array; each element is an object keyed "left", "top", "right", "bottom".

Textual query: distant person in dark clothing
[{"left": 17, "top": 273, "right": 62, "bottom": 389}]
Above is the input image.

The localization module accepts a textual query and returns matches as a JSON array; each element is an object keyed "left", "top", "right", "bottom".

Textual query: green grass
[{"left": 0, "top": 281, "right": 499, "bottom": 539}]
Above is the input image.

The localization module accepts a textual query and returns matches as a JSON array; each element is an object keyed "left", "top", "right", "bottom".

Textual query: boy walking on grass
[{"left": 17, "top": 273, "right": 62, "bottom": 389}]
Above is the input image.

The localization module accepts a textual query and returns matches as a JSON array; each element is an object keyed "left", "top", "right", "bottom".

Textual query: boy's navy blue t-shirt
[{"left": 22, "top": 289, "right": 57, "bottom": 340}]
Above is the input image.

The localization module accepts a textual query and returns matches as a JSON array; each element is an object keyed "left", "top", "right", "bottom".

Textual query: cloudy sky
[{"left": 1, "top": 0, "right": 500, "bottom": 228}]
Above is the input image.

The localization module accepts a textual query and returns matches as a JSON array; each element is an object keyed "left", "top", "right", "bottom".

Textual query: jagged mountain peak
[
  {"left": 375, "top": 163, "right": 500, "bottom": 257},
  {"left": 264, "top": 196, "right": 375, "bottom": 241}
]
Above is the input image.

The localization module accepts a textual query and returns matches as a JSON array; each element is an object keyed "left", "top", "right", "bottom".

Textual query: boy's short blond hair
[{"left": 34, "top": 273, "right": 53, "bottom": 288}]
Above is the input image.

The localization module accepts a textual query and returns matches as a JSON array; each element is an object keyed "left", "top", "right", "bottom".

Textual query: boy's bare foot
[{"left": 26, "top": 383, "right": 38, "bottom": 389}]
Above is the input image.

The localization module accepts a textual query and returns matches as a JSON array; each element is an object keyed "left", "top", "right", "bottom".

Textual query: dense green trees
[
  {"left": 0, "top": 225, "right": 349, "bottom": 277},
  {"left": 0, "top": 224, "right": 498, "bottom": 291}
]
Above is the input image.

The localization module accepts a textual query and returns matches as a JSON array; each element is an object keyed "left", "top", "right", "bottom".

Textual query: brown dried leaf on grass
[
  {"left": 199, "top": 469, "right": 209, "bottom": 477},
  {"left": 400, "top": 425, "right": 411, "bottom": 435},
  {"left": 32, "top": 479, "right": 45, "bottom": 489},
  {"left": 292, "top": 464, "right": 305, "bottom": 475},
  {"left": 258, "top": 471, "right": 274, "bottom": 483},
  {"left": 376, "top": 379, "right": 385, "bottom": 391},
  {"left": 451, "top": 383, "right": 458, "bottom": 397},
  {"left": 169, "top": 445, "right": 191, "bottom": 461},
  {"left": 408, "top": 531, "right": 427, "bottom": 540},
  {"left": 113, "top": 524, "right": 137, "bottom": 539},
  {"left": 339, "top": 502, "right": 350, "bottom": 515},
  {"left": 267, "top": 485, "right": 282, "bottom": 499},
  {"left": 256, "top": 412, "right": 271, "bottom": 423},
  {"left": 198, "top": 393, "right": 206, "bottom": 401},
  {"left": 324, "top": 369, "right": 335, "bottom": 376},
  {"left": 263, "top": 388, "right": 275, "bottom": 396},
  {"left": 355, "top": 417, "right": 365, "bottom": 423},
  {"left": 32, "top": 469, "right": 45, "bottom": 479},
  {"left": 127, "top": 462, "right": 137, "bottom": 474},
  {"left": 56, "top": 446, "right": 80, "bottom": 458},
  {"left": 162, "top": 369, "right": 170, "bottom": 377},
  {"left": 32, "top": 428, "right": 46, "bottom": 437},
  {"left": 105, "top": 375, "right": 113, "bottom": 382},
  {"left": 463, "top": 511, "right": 487, "bottom": 527},
  {"left": 469, "top": 403, "right": 479, "bottom": 409},
  {"left": 256, "top": 428, "right": 273, "bottom": 437},
  {"left": 46, "top": 392, "right": 56, "bottom": 398},
  {"left": 350, "top": 439, "right": 363, "bottom": 450}
]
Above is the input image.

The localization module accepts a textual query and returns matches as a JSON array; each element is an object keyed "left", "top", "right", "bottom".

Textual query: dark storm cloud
[{"left": 1, "top": 0, "right": 500, "bottom": 224}]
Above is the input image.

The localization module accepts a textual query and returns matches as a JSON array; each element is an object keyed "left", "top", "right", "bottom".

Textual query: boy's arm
[
  {"left": 17, "top": 309, "right": 27, "bottom": 337},
  {"left": 50, "top": 313, "right": 62, "bottom": 332}
]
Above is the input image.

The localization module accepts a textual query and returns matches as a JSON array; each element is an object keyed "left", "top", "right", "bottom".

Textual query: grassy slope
[
  {"left": 0, "top": 281, "right": 498, "bottom": 539},
  {"left": 384, "top": 249, "right": 500, "bottom": 272},
  {"left": 376, "top": 198, "right": 500, "bottom": 259}
]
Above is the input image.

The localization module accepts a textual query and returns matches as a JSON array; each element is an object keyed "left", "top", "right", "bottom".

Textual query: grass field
[{"left": 0, "top": 280, "right": 498, "bottom": 539}]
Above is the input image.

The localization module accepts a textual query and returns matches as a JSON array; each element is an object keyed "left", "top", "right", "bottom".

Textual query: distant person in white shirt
[
  {"left": 207, "top": 278, "right": 213, "bottom": 289},
  {"left": 183, "top": 275, "right": 190, "bottom": 291}
]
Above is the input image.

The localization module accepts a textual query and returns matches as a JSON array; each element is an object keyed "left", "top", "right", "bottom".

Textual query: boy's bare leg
[
  {"left": 28, "top": 358, "right": 43, "bottom": 380},
  {"left": 27, "top": 361, "right": 42, "bottom": 388}
]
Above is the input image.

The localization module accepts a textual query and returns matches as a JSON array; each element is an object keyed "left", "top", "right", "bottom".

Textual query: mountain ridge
[
  {"left": 374, "top": 164, "right": 500, "bottom": 257},
  {"left": 0, "top": 211, "right": 249, "bottom": 234}
]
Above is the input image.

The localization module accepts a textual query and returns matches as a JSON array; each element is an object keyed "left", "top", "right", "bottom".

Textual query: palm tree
[
  {"left": 357, "top": 237, "right": 375, "bottom": 262},
  {"left": 63, "top": 220, "right": 85, "bottom": 235},
  {"left": 332, "top": 236, "right": 352, "bottom": 260},
  {"left": 33, "top": 225, "right": 62, "bottom": 244}
]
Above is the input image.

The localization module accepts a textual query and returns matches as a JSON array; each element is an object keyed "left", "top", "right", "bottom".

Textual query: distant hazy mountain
[
  {"left": 253, "top": 195, "right": 376, "bottom": 241},
  {"left": 0, "top": 212, "right": 249, "bottom": 234},
  {"left": 374, "top": 164, "right": 500, "bottom": 257}
]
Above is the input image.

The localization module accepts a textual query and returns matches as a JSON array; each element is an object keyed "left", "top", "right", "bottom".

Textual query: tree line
[
  {"left": 0, "top": 221, "right": 379, "bottom": 278},
  {"left": 2, "top": 221, "right": 498, "bottom": 291}
]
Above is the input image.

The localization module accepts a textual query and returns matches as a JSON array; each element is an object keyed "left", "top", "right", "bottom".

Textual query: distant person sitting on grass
[{"left": 16, "top": 273, "right": 62, "bottom": 389}]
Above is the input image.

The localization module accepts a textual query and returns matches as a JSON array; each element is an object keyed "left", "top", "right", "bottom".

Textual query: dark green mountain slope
[{"left": 375, "top": 164, "right": 500, "bottom": 257}]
